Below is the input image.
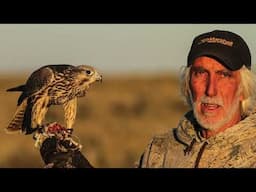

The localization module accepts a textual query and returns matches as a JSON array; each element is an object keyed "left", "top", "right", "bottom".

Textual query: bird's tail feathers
[
  {"left": 6, "top": 99, "right": 27, "bottom": 133},
  {"left": 6, "top": 85, "right": 26, "bottom": 92}
]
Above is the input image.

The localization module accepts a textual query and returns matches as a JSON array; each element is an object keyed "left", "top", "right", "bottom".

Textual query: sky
[{"left": 0, "top": 24, "right": 256, "bottom": 75}]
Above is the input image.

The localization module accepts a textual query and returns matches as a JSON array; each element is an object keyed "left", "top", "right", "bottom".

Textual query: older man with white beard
[{"left": 137, "top": 30, "right": 256, "bottom": 168}]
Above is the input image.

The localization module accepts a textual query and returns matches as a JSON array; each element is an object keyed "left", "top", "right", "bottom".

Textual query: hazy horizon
[{"left": 1, "top": 24, "right": 256, "bottom": 75}]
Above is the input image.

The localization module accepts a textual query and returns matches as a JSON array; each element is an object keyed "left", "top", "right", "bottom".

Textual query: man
[{"left": 137, "top": 30, "right": 256, "bottom": 168}]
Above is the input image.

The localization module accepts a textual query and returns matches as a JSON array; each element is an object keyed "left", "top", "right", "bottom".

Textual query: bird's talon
[
  {"left": 67, "top": 128, "right": 73, "bottom": 135},
  {"left": 37, "top": 127, "right": 44, "bottom": 133}
]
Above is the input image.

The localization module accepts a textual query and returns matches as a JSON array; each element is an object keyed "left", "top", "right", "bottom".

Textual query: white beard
[{"left": 191, "top": 89, "right": 242, "bottom": 132}]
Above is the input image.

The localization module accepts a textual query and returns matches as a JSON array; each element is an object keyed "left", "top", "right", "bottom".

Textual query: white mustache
[{"left": 200, "top": 95, "right": 224, "bottom": 107}]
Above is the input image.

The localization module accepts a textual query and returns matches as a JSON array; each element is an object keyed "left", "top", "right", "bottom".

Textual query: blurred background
[{"left": 0, "top": 24, "right": 255, "bottom": 167}]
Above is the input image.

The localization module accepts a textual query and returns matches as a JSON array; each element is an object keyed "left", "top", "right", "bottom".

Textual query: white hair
[{"left": 180, "top": 65, "right": 256, "bottom": 118}]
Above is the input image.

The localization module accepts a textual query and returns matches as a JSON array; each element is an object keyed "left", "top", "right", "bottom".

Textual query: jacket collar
[{"left": 174, "top": 110, "right": 256, "bottom": 147}]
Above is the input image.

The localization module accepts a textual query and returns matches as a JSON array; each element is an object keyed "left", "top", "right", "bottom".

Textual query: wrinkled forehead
[{"left": 190, "top": 56, "right": 242, "bottom": 82}]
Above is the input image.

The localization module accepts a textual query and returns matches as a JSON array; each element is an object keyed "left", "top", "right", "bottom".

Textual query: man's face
[{"left": 190, "top": 56, "right": 243, "bottom": 132}]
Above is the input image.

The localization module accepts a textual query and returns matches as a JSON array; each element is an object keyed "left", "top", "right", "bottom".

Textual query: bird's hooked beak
[{"left": 95, "top": 72, "right": 103, "bottom": 83}]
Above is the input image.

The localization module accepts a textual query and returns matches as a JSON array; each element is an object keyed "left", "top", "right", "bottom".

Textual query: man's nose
[{"left": 206, "top": 75, "right": 217, "bottom": 97}]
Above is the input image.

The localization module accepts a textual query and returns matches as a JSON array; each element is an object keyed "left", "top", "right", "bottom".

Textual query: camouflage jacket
[{"left": 137, "top": 111, "right": 256, "bottom": 168}]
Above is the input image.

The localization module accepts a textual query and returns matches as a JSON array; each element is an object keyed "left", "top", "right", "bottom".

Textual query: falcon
[{"left": 6, "top": 64, "right": 102, "bottom": 135}]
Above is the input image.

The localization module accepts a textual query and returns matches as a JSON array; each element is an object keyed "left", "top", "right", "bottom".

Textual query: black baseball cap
[{"left": 187, "top": 30, "right": 251, "bottom": 71}]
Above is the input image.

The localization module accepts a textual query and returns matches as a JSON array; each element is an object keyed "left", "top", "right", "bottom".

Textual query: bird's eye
[{"left": 86, "top": 70, "right": 92, "bottom": 75}]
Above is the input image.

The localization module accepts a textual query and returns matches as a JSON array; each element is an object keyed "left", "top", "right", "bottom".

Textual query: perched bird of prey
[{"left": 6, "top": 64, "right": 102, "bottom": 135}]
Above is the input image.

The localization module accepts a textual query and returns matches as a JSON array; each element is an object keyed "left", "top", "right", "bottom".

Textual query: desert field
[{"left": 0, "top": 73, "right": 189, "bottom": 168}]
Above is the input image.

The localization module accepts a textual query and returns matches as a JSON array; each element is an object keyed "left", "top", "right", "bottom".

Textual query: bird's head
[{"left": 76, "top": 65, "right": 102, "bottom": 86}]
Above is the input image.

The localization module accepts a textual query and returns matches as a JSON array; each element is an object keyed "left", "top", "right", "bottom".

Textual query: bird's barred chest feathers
[{"left": 47, "top": 71, "right": 88, "bottom": 105}]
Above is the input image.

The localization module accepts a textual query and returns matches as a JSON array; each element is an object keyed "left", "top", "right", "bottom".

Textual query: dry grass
[{"left": 0, "top": 73, "right": 189, "bottom": 168}]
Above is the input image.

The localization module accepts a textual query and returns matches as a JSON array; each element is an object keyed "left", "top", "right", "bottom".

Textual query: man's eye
[
  {"left": 197, "top": 70, "right": 205, "bottom": 74},
  {"left": 217, "top": 71, "right": 232, "bottom": 78},
  {"left": 193, "top": 69, "right": 206, "bottom": 76}
]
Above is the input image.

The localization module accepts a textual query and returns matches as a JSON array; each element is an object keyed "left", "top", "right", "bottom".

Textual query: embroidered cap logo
[{"left": 198, "top": 37, "right": 234, "bottom": 47}]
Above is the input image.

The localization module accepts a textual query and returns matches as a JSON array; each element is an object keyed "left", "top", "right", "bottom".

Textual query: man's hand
[{"left": 40, "top": 137, "right": 93, "bottom": 168}]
